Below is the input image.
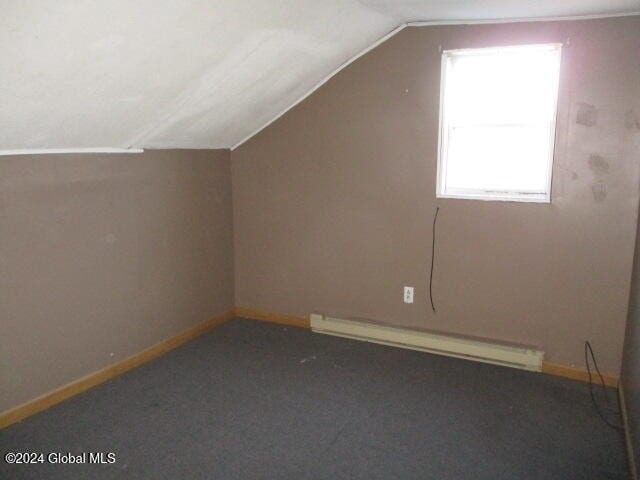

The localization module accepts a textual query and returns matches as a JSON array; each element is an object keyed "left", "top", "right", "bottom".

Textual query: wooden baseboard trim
[
  {"left": 619, "top": 382, "right": 638, "bottom": 480},
  {"left": 0, "top": 309, "right": 234, "bottom": 430},
  {"left": 234, "top": 307, "right": 310, "bottom": 329},
  {"left": 541, "top": 361, "right": 618, "bottom": 387}
]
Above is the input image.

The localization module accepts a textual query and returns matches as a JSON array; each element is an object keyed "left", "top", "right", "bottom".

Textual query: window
[{"left": 437, "top": 43, "right": 562, "bottom": 202}]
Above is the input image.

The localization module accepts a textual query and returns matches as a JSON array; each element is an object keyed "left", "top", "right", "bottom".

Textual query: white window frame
[{"left": 436, "top": 43, "right": 562, "bottom": 203}]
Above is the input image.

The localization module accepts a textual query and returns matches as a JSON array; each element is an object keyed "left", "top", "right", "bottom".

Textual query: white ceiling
[{"left": 1, "top": 0, "right": 638, "bottom": 151}]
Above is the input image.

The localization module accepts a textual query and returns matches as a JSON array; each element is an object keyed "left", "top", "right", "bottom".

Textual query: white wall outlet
[{"left": 404, "top": 286, "right": 414, "bottom": 304}]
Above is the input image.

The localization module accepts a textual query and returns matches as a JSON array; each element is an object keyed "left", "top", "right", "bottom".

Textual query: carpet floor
[{"left": 0, "top": 318, "right": 629, "bottom": 479}]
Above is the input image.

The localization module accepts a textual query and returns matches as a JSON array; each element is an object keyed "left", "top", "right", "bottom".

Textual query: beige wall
[
  {"left": 0, "top": 149, "right": 234, "bottom": 411},
  {"left": 232, "top": 17, "right": 640, "bottom": 374},
  {"left": 622, "top": 195, "right": 640, "bottom": 471}
]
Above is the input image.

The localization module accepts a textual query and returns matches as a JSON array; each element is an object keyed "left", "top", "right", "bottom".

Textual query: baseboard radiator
[{"left": 310, "top": 314, "right": 544, "bottom": 372}]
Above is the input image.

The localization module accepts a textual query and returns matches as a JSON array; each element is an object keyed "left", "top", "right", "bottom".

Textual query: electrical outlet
[{"left": 404, "top": 286, "right": 414, "bottom": 304}]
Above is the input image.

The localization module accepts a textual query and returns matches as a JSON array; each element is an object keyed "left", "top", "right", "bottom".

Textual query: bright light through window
[{"left": 437, "top": 44, "right": 562, "bottom": 202}]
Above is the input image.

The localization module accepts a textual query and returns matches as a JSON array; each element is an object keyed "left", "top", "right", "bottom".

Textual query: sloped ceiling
[{"left": 1, "top": 0, "right": 639, "bottom": 150}]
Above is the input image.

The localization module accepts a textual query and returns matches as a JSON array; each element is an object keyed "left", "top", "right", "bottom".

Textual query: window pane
[
  {"left": 447, "top": 47, "right": 561, "bottom": 125},
  {"left": 445, "top": 125, "right": 551, "bottom": 193},
  {"left": 438, "top": 44, "right": 561, "bottom": 202}
]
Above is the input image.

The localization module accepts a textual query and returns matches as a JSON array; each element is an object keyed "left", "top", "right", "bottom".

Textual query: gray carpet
[{"left": 0, "top": 318, "right": 629, "bottom": 479}]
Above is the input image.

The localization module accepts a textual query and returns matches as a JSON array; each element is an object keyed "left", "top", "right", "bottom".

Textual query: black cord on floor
[
  {"left": 584, "top": 341, "right": 623, "bottom": 431},
  {"left": 429, "top": 207, "right": 439, "bottom": 313}
]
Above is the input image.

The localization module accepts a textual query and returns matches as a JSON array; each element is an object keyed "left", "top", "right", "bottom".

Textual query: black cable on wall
[{"left": 429, "top": 206, "right": 440, "bottom": 313}]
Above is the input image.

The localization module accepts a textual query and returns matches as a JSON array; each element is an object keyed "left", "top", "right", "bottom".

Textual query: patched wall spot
[
  {"left": 576, "top": 102, "right": 598, "bottom": 127},
  {"left": 588, "top": 154, "right": 609, "bottom": 174},
  {"left": 592, "top": 182, "right": 607, "bottom": 202},
  {"left": 625, "top": 110, "right": 640, "bottom": 131},
  {"left": 571, "top": 172, "right": 578, "bottom": 181}
]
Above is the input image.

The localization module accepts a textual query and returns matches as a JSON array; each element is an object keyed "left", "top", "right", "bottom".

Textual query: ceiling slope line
[
  {"left": 230, "top": 10, "right": 640, "bottom": 151},
  {"left": 407, "top": 10, "right": 640, "bottom": 26},
  {"left": 230, "top": 23, "right": 408, "bottom": 150},
  {"left": 125, "top": 34, "right": 279, "bottom": 150},
  {"left": 0, "top": 148, "right": 144, "bottom": 156}
]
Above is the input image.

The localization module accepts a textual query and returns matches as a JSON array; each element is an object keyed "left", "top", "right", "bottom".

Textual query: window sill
[{"left": 436, "top": 192, "right": 551, "bottom": 204}]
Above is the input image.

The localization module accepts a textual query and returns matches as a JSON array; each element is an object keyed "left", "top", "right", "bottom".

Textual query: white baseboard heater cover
[{"left": 310, "top": 314, "right": 544, "bottom": 372}]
